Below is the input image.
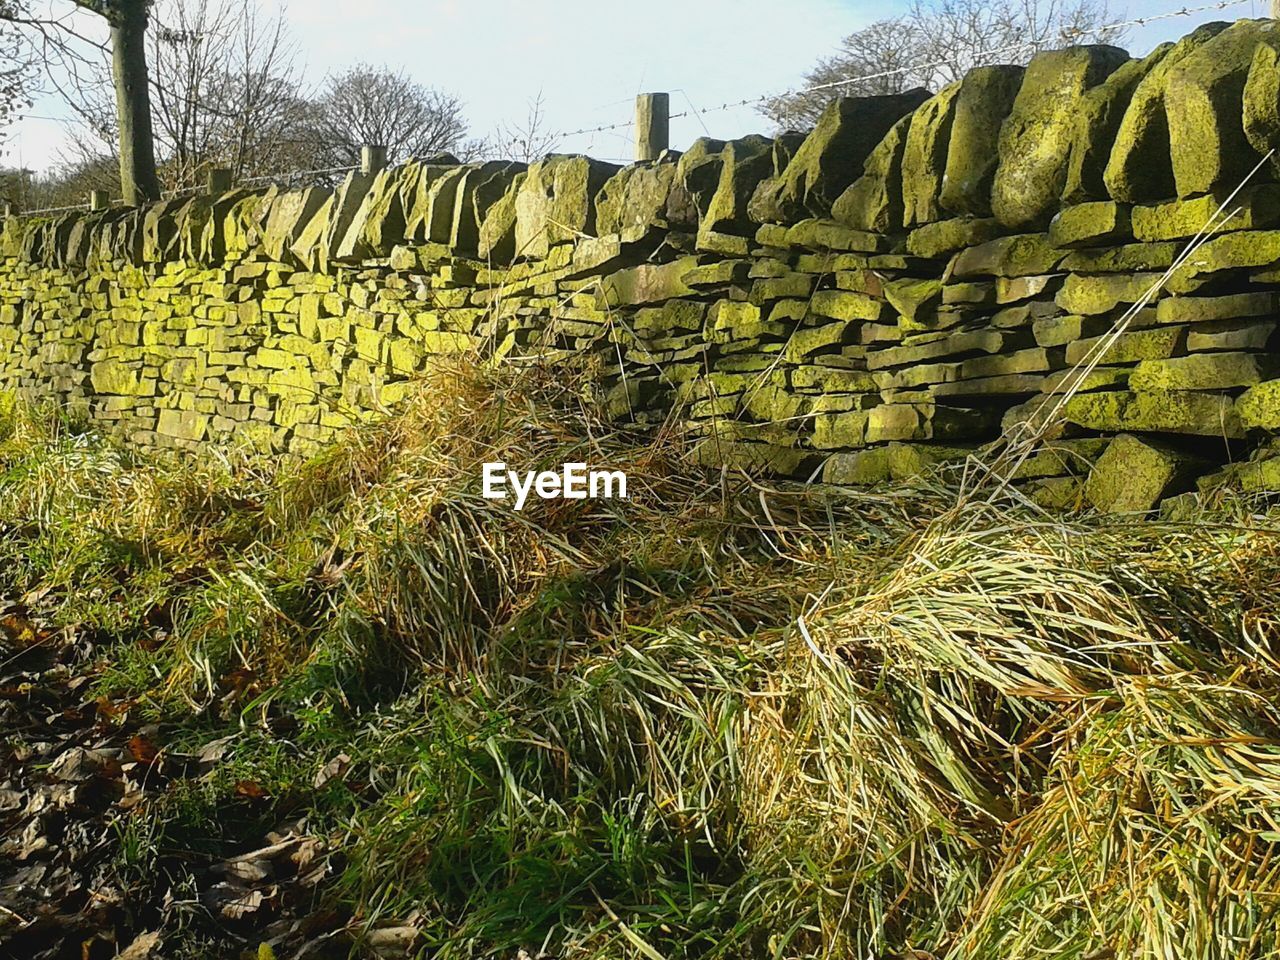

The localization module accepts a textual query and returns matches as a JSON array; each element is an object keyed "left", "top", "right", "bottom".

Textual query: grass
[{"left": 3, "top": 359, "right": 1280, "bottom": 958}]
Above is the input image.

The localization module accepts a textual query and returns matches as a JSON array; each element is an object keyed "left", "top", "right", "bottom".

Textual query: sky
[{"left": 3, "top": 0, "right": 1272, "bottom": 174}]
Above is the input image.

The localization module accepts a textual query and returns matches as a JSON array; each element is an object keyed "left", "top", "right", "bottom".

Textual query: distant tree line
[
  {"left": 764, "top": 0, "right": 1128, "bottom": 128},
  {"left": 0, "top": 0, "right": 534, "bottom": 209}
]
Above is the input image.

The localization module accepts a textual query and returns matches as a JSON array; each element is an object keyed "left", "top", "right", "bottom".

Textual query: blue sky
[{"left": 3, "top": 0, "right": 1269, "bottom": 173}]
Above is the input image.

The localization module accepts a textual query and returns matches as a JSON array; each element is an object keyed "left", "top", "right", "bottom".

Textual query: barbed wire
[
  {"left": 10, "top": 201, "right": 92, "bottom": 216},
  {"left": 556, "top": 0, "right": 1254, "bottom": 139},
  {"left": 240, "top": 164, "right": 357, "bottom": 185}
]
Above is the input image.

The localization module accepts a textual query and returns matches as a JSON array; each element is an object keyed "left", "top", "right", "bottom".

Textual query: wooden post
[
  {"left": 207, "top": 168, "right": 232, "bottom": 194},
  {"left": 361, "top": 145, "right": 388, "bottom": 176},
  {"left": 2, "top": 202, "right": 14, "bottom": 219},
  {"left": 89, "top": 190, "right": 110, "bottom": 211},
  {"left": 635, "top": 93, "right": 670, "bottom": 162},
  {"left": 1273, "top": 0, "right": 1280, "bottom": 18}
]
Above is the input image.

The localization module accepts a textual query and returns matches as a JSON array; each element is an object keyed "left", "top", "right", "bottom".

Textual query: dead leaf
[
  {"left": 0, "top": 613, "right": 37, "bottom": 647},
  {"left": 234, "top": 779, "right": 268, "bottom": 800},
  {"left": 215, "top": 858, "right": 273, "bottom": 883},
  {"left": 291, "top": 837, "right": 325, "bottom": 872},
  {"left": 209, "top": 883, "right": 275, "bottom": 920},
  {"left": 197, "top": 735, "right": 236, "bottom": 765},
  {"left": 115, "top": 930, "right": 162, "bottom": 959},
  {"left": 313, "top": 753, "right": 350, "bottom": 789},
  {"left": 127, "top": 735, "right": 160, "bottom": 765},
  {"left": 366, "top": 925, "right": 420, "bottom": 957},
  {"left": 48, "top": 747, "right": 120, "bottom": 782}
]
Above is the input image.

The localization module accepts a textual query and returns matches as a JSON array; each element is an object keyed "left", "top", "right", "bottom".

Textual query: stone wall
[{"left": 7, "top": 19, "right": 1280, "bottom": 509}]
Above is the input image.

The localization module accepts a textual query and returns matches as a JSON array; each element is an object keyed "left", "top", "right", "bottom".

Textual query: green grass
[{"left": 3, "top": 362, "right": 1280, "bottom": 958}]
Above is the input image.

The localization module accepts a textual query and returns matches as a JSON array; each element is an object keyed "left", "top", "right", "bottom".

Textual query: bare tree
[
  {"left": 763, "top": 0, "right": 1127, "bottom": 129},
  {"left": 489, "top": 93, "right": 560, "bottom": 164},
  {"left": 67, "top": 0, "right": 311, "bottom": 191},
  {"left": 305, "top": 65, "right": 469, "bottom": 169},
  {"left": 0, "top": 4, "right": 34, "bottom": 148},
  {"left": 0, "top": 0, "right": 160, "bottom": 203}
]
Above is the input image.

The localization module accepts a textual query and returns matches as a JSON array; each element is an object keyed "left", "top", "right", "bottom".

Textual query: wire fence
[
  {"left": 556, "top": 0, "right": 1254, "bottom": 139},
  {"left": 6, "top": 0, "right": 1260, "bottom": 218}
]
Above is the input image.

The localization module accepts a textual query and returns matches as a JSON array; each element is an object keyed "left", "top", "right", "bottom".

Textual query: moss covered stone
[
  {"left": 832, "top": 114, "right": 910, "bottom": 233},
  {"left": 1168, "top": 229, "right": 1280, "bottom": 287},
  {"left": 1056, "top": 272, "right": 1165, "bottom": 314},
  {"left": 822, "top": 447, "right": 892, "bottom": 483},
  {"left": 1130, "top": 185, "right": 1280, "bottom": 241},
  {"left": 664, "top": 138, "right": 727, "bottom": 228},
  {"left": 1237, "top": 379, "right": 1280, "bottom": 428},
  {"left": 89, "top": 358, "right": 140, "bottom": 395},
  {"left": 905, "top": 217, "right": 1002, "bottom": 259},
  {"left": 952, "top": 233, "right": 1064, "bottom": 278},
  {"left": 991, "top": 46, "right": 1129, "bottom": 229},
  {"left": 515, "top": 156, "right": 619, "bottom": 260},
  {"left": 1085, "top": 433, "right": 1202, "bottom": 512},
  {"left": 1130, "top": 352, "right": 1278, "bottom": 391},
  {"left": 476, "top": 173, "right": 524, "bottom": 262},
  {"left": 813, "top": 410, "right": 871, "bottom": 449},
  {"left": 450, "top": 161, "right": 526, "bottom": 255},
  {"left": 595, "top": 156, "right": 678, "bottom": 243},
  {"left": 1048, "top": 201, "right": 1132, "bottom": 249},
  {"left": 809, "top": 290, "right": 885, "bottom": 322},
  {"left": 1059, "top": 241, "right": 1178, "bottom": 273},
  {"left": 1187, "top": 318, "right": 1277, "bottom": 351},
  {"left": 1155, "top": 291, "right": 1278, "bottom": 323},
  {"left": 1063, "top": 48, "right": 1167, "bottom": 203},
  {"left": 900, "top": 83, "right": 960, "bottom": 227},
  {"left": 784, "top": 321, "right": 856, "bottom": 361},
  {"left": 1064, "top": 325, "right": 1184, "bottom": 364},
  {"left": 704, "top": 135, "right": 776, "bottom": 239},
  {"left": 783, "top": 219, "right": 887, "bottom": 253},
  {"left": 599, "top": 257, "right": 699, "bottom": 307},
  {"left": 751, "top": 90, "right": 930, "bottom": 223},
  {"left": 1065, "top": 389, "right": 1243, "bottom": 436},
  {"left": 939, "top": 65, "right": 1024, "bottom": 217},
  {"left": 1103, "top": 23, "right": 1228, "bottom": 202},
  {"left": 1165, "top": 19, "right": 1280, "bottom": 198},
  {"left": 1244, "top": 42, "right": 1280, "bottom": 174},
  {"left": 156, "top": 409, "right": 209, "bottom": 442},
  {"left": 883, "top": 277, "right": 942, "bottom": 326}
]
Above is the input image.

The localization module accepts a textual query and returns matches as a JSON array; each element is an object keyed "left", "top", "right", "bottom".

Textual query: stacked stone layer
[{"left": 7, "top": 20, "right": 1280, "bottom": 509}]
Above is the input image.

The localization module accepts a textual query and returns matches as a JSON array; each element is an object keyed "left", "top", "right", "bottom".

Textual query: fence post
[
  {"left": 1273, "top": 0, "right": 1279, "bottom": 18},
  {"left": 207, "top": 168, "right": 233, "bottom": 194},
  {"left": 361, "top": 145, "right": 388, "bottom": 176},
  {"left": 635, "top": 92, "right": 670, "bottom": 162},
  {"left": 2, "top": 201, "right": 14, "bottom": 219},
  {"left": 89, "top": 190, "right": 110, "bottom": 211}
]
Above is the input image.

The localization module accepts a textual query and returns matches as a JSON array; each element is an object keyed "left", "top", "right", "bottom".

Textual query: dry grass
[{"left": 3, "top": 360, "right": 1280, "bottom": 959}]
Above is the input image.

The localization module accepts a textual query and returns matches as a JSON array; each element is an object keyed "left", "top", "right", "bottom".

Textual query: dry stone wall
[{"left": 9, "top": 19, "right": 1280, "bottom": 510}]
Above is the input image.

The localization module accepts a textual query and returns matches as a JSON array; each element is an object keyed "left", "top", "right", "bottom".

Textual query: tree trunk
[{"left": 110, "top": 0, "right": 160, "bottom": 204}]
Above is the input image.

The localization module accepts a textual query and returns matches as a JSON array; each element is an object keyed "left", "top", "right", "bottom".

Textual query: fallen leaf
[
  {"left": 197, "top": 735, "right": 236, "bottom": 765},
  {"left": 127, "top": 735, "right": 160, "bottom": 765},
  {"left": 215, "top": 858, "right": 273, "bottom": 883},
  {"left": 313, "top": 753, "right": 350, "bottom": 789},
  {"left": 211, "top": 884, "right": 272, "bottom": 920},
  {"left": 0, "top": 613, "right": 37, "bottom": 647},
  {"left": 235, "top": 779, "right": 269, "bottom": 800},
  {"left": 366, "top": 925, "right": 420, "bottom": 957},
  {"left": 115, "top": 930, "right": 162, "bottom": 959},
  {"left": 48, "top": 747, "right": 120, "bottom": 783}
]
